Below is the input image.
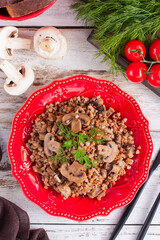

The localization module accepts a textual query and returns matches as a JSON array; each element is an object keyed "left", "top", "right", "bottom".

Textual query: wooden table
[{"left": 0, "top": 0, "right": 160, "bottom": 239}]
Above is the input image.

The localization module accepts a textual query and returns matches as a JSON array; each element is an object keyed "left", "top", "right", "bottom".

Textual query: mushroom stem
[
  {"left": 40, "top": 38, "right": 55, "bottom": 52},
  {"left": 0, "top": 60, "right": 22, "bottom": 84},
  {"left": 7, "top": 38, "right": 31, "bottom": 50}
]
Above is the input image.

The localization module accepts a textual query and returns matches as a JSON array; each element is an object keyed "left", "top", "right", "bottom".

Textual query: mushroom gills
[
  {"left": 44, "top": 133, "right": 61, "bottom": 156},
  {"left": 62, "top": 112, "right": 90, "bottom": 133},
  {"left": 98, "top": 141, "right": 119, "bottom": 163},
  {"left": 59, "top": 162, "right": 86, "bottom": 183},
  {"left": 0, "top": 60, "right": 34, "bottom": 96}
]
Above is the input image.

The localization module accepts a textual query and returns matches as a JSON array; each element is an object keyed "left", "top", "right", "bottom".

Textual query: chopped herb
[
  {"left": 55, "top": 122, "right": 107, "bottom": 168},
  {"left": 50, "top": 147, "right": 68, "bottom": 163},
  {"left": 72, "top": 147, "right": 86, "bottom": 160},
  {"left": 62, "top": 140, "right": 73, "bottom": 149},
  {"left": 89, "top": 127, "right": 103, "bottom": 137},
  {"left": 56, "top": 122, "right": 72, "bottom": 139}
]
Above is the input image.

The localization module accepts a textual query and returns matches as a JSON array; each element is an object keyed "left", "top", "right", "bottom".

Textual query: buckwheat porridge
[{"left": 26, "top": 96, "right": 140, "bottom": 200}]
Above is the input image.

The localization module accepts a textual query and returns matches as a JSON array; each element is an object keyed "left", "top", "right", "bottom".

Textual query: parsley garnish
[
  {"left": 52, "top": 122, "right": 106, "bottom": 168},
  {"left": 56, "top": 122, "right": 72, "bottom": 140},
  {"left": 72, "top": 147, "right": 97, "bottom": 168}
]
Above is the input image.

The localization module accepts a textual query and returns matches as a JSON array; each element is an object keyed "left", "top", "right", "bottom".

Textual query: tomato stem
[{"left": 130, "top": 49, "right": 160, "bottom": 64}]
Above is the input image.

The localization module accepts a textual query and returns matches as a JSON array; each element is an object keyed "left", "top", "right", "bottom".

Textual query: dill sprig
[
  {"left": 72, "top": 0, "right": 160, "bottom": 73},
  {"left": 50, "top": 147, "right": 68, "bottom": 163}
]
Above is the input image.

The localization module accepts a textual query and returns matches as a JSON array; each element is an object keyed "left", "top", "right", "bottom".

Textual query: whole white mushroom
[
  {"left": 0, "top": 26, "right": 31, "bottom": 59},
  {"left": 0, "top": 60, "right": 34, "bottom": 96},
  {"left": 33, "top": 27, "right": 67, "bottom": 60}
]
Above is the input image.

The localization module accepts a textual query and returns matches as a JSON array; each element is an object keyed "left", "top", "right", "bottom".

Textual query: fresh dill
[{"left": 72, "top": 0, "right": 160, "bottom": 73}]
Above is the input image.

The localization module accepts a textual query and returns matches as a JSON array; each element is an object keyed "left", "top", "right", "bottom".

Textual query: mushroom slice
[
  {"left": 62, "top": 113, "right": 75, "bottom": 126},
  {"left": 34, "top": 27, "right": 67, "bottom": 60},
  {"left": 79, "top": 113, "right": 90, "bottom": 126},
  {"left": 106, "top": 107, "right": 115, "bottom": 118},
  {"left": 0, "top": 60, "right": 34, "bottom": 96},
  {"left": 88, "top": 187, "right": 106, "bottom": 200},
  {"left": 111, "top": 164, "right": 121, "bottom": 174},
  {"left": 71, "top": 119, "right": 82, "bottom": 132},
  {"left": 57, "top": 184, "right": 71, "bottom": 198},
  {"left": 0, "top": 26, "right": 31, "bottom": 59},
  {"left": 59, "top": 162, "right": 86, "bottom": 183},
  {"left": 48, "top": 141, "right": 61, "bottom": 153},
  {"left": 98, "top": 141, "right": 119, "bottom": 163},
  {"left": 44, "top": 133, "right": 61, "bottom": 156},
  {"left": 62, "top": 112, "right": 90, "bottom": 132}
]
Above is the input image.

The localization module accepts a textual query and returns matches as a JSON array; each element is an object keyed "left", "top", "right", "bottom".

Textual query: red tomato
[
  {"left": 149, "top": 40, "right": 160, "bottom": 61},
  {"left": 126, "top": 62, "right": 147, "bottom": 83},
  {"left": 125, "top": 40, "right": 146, "bottom": 61},
  {"left": 147, "top": 64, "right": 160, "bottom": 88}
]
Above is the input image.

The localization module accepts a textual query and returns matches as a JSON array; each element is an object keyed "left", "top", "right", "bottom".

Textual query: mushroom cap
[
  {"left": 98, "top": 141, "right": 119, "bottom": 163},
  {"left": 3, "top": 63, "right": 34, "bottom": 96},
  {"left": 62, "top": 113, "right": 75, "bottom": 126},
  {"left": 0, "top": 26, "right": 18, "bottom": 59},
  {"left": 34, "top": 27, "right": 67, "bottom": 60},
  {"left": 59, "top": 162, "right": 86, "bottom": 183}
]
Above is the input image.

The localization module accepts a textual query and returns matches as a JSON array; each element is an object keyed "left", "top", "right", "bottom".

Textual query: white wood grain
[
  {"left": 0, "top": 28, "right": 159, "bottom": 131},
  {"left": 0, "top": 131, "right": 159, "bottom": 225},
  {"left": 29, "top": 225, "right": 160, "bottom": 240},
  {"left": 0, "top": 0, "right": 83, "bottom": 27},
  {"left": 0, "top": 26, "right": 159, "bottom": 239}
]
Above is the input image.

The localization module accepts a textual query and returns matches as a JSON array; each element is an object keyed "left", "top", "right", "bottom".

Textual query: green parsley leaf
[
  {"left": 62, "top": 140, "right": 73, "bottom": 149},
  {"left": 83, "top": 156, "right": 91, "bottom": 168},
  {"left": 72, "top": 147, "right": 86, "bottom": 160}
]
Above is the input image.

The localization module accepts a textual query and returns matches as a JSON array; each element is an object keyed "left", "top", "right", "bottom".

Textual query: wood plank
[
  {"left": 0, "top": 28, "right": 159, "bottom": 131},
  {"left": 0, "top": 131, "right": 159, "bottom": 224},
  {"left": 0, "top": 0, "right": 84, "bottom": 27},
  {"left": 30, "top": 225, "right": 160, "bottom": 240}
]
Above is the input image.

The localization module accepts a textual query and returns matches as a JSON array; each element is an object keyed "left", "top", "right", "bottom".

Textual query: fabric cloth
[{"left": 0, "top": 197, "right": 49, "bottom": 240}]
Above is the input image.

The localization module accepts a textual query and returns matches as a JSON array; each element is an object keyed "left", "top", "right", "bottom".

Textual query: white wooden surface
[{"left": 0, "top": 1, "right": 160, "bottom": 240}]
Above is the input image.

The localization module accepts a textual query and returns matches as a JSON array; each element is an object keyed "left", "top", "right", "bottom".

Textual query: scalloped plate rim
[{"left": 8, "top": 75, "right": 153, "bottom": 221}]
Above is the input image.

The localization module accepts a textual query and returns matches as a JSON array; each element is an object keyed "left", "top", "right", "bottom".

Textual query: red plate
[
  {"left": 8, "top": 75, "right": 153, "bottom": 221},
  {"left": 0, "top": 1, "right": 56, "bottom": 21}
]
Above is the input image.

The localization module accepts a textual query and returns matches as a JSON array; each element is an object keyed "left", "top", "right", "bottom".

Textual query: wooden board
[{"left": 88, "top": 30, "right": 160, "bottom": 97}]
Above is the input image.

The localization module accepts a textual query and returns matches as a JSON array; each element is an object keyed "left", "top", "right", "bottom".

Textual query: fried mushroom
[
  {"left": 62, "top": 112, "right": 90, "bottom": 132},
  {"left": 59, "top": 161, "right": 86, "bottom": 183},
  {"left": 57, "top": 184, "right": 71, "bottom": 198},
  {"left": 44, "top": 133, "right": 61, "bottom": 156},
  {"left": 98, "top": 141, "right": 119, "bottom": 163}
]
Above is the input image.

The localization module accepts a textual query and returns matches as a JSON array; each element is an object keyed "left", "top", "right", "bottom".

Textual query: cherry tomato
[
  {"left": 149, "top": 40, "right": 160, "bottom": 61},
  {"left": 126, "top": 62, "right": 147, "bottom": 83},
  {"left": 125, "top": 40, "right": 146, "bottom": 61},
  {"left": 147, "top": 64, "right": 160, "bottom": 88}
]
